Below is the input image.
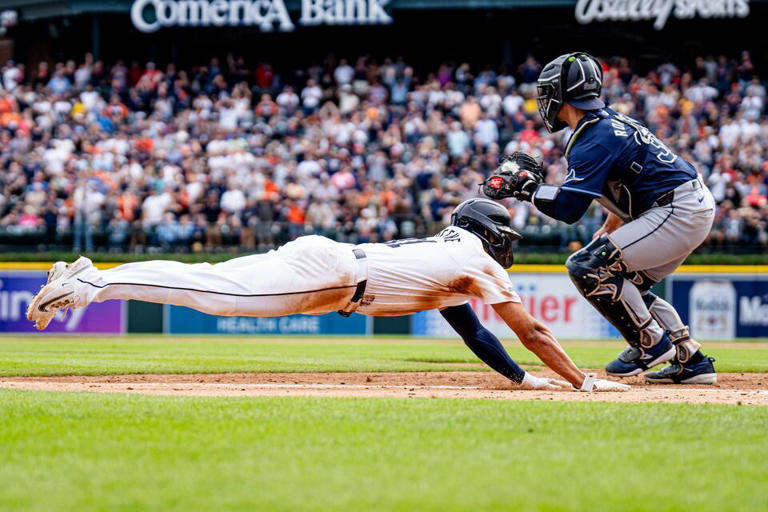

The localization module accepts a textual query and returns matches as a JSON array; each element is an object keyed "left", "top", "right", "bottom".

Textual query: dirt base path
[{"left": 2, "top": 370, "right": 767, "bottom": 405}]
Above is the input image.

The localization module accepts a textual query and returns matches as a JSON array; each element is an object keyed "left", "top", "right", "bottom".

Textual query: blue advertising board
[
  {"left": 668, "top": 274, "right": 768, "bottom": 339},
  {"left": 166, "top": 305, "right": 369, "bottom": 335},
  {"left": 0, "top": 271, "right": 125, "bottom": 334}
]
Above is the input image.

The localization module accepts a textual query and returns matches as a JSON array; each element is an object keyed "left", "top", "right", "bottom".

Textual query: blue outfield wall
[
  {"left": 165, "top": 305, "right": 370, "bottom": 335},
  {"left": 668, "top": 273, "right": 768, "bottom": 339}
]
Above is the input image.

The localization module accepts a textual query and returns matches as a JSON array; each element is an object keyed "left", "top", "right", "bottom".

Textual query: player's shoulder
[
  {"left": 567, "top": 108, "right": 625, "bottom": 158},
  {"left": 436, "top": 226, "right": 505, "bottom": 268},
  {"left": 434, "top": 226, "right": 483, "bottom": 251}
]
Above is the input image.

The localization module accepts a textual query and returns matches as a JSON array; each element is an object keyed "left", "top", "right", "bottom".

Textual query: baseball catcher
[
  {"left": 28, "top": 199, "right": 627, "bottom": 392},
  {"left": 483, "top": 52, "right": 716, "bottom": 384}
]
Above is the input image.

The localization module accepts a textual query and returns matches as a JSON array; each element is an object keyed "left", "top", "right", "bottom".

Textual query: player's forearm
[
  {"left": 493, "top": 301, "right": 585, "bottom": 387},
  {"left": 520, "top": 324, "right": 585, "bottom": 388},
  {"left": 440, "top": 304, "right": 526, "bottom": 384},
  {"left": 600, "top": 212, "right": 624, "bottom": 233}
]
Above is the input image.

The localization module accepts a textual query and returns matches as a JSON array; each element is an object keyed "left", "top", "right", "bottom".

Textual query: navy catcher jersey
[{"left": 561, "top": 107, "right": 697, "bottom": 219}]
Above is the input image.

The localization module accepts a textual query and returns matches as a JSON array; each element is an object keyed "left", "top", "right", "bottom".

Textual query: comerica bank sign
[{"left": 130, "top": 0, "right": 392, "bottom": 32}]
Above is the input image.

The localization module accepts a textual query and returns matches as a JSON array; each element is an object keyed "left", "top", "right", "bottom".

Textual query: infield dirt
[{"left": 2, "top": 370, "right": 767, "bottom": 405}]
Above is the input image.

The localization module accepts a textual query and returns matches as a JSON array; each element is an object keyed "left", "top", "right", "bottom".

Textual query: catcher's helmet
[
  {"left": 537, "top": 52, "right": 604, "bottom": 133},
  {"left": 450, "top": 198, "right": 522, "bottom": 268}
]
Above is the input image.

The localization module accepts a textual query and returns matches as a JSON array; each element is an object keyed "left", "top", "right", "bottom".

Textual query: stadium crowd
[{"left": 0, "top": 51, "right": 766, "bottom": 253}]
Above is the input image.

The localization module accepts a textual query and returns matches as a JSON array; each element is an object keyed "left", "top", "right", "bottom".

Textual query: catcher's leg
[
  {"left": 606, "top": 188, "right": 716, "bottom": 383},
  {"left": 638, "top": 258, "right": 716, "bottom": 384},
  {"left": 565, "top": 236, "right": 675, "bottom": 377},
  {"left": 642, "top": 291, "right": 701, "bottom": 363}
]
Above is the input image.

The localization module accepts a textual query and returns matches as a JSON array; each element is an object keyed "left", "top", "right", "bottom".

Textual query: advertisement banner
[
  {"left": 0, "top": 272, "right": 124, "bottom": 334},
  {"left": 166, "top": 305, "right": 369, "bottom": 335},
  {"left": 669, "top": 274, "right": 768, "bottom": 339},
  {"left": 413, "top": 273, "right": 619, "bottom": 340}
]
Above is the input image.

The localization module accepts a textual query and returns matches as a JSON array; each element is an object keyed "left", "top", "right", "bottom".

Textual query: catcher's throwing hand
[{"left": 482, "top": 152, "right": 545, "bottom": 201}]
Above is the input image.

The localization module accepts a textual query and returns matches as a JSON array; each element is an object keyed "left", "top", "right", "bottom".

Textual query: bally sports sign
[
  {"left": 575, "top": 0, "right": 749, "bottom": 30},
  {"left": 131, "top": 0, "right": 392, "bottom": 32}
]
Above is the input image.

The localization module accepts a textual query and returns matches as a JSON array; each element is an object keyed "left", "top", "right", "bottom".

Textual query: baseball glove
[{"left": 482, "top": 152, "right": 545, "bottom": 201}]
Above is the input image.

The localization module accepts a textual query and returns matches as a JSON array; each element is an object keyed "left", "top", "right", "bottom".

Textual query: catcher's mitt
[{"left": 482, "top": 152, "right": 545, "bottom": 201}]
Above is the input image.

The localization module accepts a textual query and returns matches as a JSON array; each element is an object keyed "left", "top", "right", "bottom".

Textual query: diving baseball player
[
  {"left": 28, "top": 199, "right": 626, "bottom": 392},
  {"left": 483, "top": 52, "right": 716, "bottom": 384}
]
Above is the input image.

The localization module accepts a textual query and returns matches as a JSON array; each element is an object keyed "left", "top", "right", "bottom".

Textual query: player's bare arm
[
  {"left": 440, "top": 301, "right": 627, "bottom": 392},
  {"left": 492, "top": 301, "right": 585, "bottom": 386}
]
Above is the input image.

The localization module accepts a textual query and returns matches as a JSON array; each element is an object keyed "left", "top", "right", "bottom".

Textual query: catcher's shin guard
[
  {"left": 642, "top": 292, "right": 702, "bottom": 364},
  {"left": 565, "top": 237, "right": 664, "bottom": 349}
]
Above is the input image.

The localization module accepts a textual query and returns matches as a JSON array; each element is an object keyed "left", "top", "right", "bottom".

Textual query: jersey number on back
[
  {"left": 614, "top": 113, "right": 677, "bottom": 164},
  {"left": 384, "top": 238, "right": 438, "bottom": 248},
  {"left": 385, "top": 228, "right": 462, "bottom": 248}
]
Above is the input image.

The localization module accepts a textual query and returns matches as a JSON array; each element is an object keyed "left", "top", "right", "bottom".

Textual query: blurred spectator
[{"left": 0, "top": 52, "right": 765, "bottom": 256}]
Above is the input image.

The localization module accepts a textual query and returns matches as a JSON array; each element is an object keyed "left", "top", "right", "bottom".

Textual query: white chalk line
[{"left": 1, "top": 381, "right": 767, "bottom": 395}]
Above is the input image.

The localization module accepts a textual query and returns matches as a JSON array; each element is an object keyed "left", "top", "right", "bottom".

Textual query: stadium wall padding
[{"left": 126, "top": 301, "right": 163, "bottom": 333}]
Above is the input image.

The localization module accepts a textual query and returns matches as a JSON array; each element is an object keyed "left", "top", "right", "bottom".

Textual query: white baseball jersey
[
  {"left": 73, "top": 229, "right": 520, "bottom": 319},
  {"left": 355, "top": 226, "right": 521, "bottom": 316}
]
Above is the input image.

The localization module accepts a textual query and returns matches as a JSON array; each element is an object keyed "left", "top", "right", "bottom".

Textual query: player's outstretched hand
[
  {"left": 575, "top": 373, "right": 631, "bottom": 392},
  {"left": 592, "top": 379, "right": 631, "bottom": 392},
  {"left": 519, "top": 373, "right": 571, "bottom": 390}
]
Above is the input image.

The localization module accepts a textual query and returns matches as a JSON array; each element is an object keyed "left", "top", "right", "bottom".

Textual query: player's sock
[{"left": 684, "top": 350, "right": 705, "bottom": 366}]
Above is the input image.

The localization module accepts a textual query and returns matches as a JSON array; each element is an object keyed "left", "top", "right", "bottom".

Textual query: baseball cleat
[
  {"left": 26, "top": 256, "right": 94, "bottom": 330},
  {"left": 46, "top": 261, "right": 69, "bottom": 284},
  {"left": 644, "top": 356, "right": 717, "bottom": 385},
  {"left": 604, "top": 335, "right": 676, "bottom": 377}
]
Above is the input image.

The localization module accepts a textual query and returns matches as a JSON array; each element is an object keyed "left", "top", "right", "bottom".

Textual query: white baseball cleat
[
  {"left": 45, "top": 261, "right": 70, "bottom": 284},
  {"left": 27, "top": 256, "right": 94, "bottom": 330}
]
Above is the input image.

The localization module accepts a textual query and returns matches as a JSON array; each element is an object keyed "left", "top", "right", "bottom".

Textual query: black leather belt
[
  {"left": 654, "top": 178, "right": 701, "bottom": 207},
  {"left": 338, "top": 248, "right": 367, "bottom": 317},
  {"left": 655, "top": 189, "right": 675, "bottom": 207}
]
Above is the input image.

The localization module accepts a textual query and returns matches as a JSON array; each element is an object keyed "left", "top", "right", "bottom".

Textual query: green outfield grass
[
  {"left": 0, "top": 390, "right": 766, "bottom": 512},
  {"left": 0, "top": 336, "right": 767, "bottom": 376},
  {"left": 1, "top": 336, "right": 767, "bottom": 511}
]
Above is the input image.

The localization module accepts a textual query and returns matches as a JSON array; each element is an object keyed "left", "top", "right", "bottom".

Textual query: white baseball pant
[{"left": 74, "top": 236, "right": 363, "bottom": 317}]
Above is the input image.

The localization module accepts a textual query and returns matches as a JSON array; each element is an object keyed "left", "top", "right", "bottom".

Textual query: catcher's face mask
[
  {"left": 537, "top": 52, "right": 604, "bottom": 133},
  {"left": 536, "top": 54, "right": 569, "bottom": 133}
]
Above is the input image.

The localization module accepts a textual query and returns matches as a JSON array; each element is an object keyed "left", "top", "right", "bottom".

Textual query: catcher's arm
[
  {"left": 592, "top": 211, "right": 624, "bottom": 239},
  {"left": 481, "top": 152, "right": 595, "bottom": 224}
]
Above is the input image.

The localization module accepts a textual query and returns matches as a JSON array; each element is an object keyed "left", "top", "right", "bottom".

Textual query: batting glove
[{"left": 519, "top": 372, "right": 571, "bottom": 390}]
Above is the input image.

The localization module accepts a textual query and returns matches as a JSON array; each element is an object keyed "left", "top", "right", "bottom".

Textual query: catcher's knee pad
[
  {"left": 566, "top": 237, "right": 657, "bottom": 347},
  {"left": 625, "top": 270, "right": 655, "bottom": 292},
  {"left": 566, "top": 236, "right": 626, "bottom": 300}
]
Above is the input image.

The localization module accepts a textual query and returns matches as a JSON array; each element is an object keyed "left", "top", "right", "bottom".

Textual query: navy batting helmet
[
  {"left": 450, "top": 198, "right": 522, "bottom": 268},
  {"left": 537, "top": 52, "right": 604, "bottom": 133}
]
